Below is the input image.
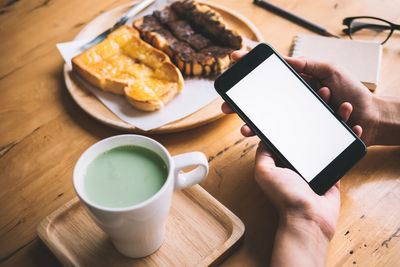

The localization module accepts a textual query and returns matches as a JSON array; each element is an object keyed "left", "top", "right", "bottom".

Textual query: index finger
[
  {"left": 255, "top": 142, "right": 277, "bottom": 171},
  {"left": 221, "top": 102, "right": 234, "bottom": 114},
  {"left": 231, "top": 50, "right": 248, "bottom": 62}
]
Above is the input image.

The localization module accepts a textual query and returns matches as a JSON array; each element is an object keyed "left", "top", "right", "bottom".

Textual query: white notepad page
[{"left": 291, "top": 34, "right": 382, "bottom": 90}]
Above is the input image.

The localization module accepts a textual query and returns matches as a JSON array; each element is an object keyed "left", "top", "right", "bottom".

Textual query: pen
[{"left": 253, "top": 0, "right": 339, "bottom": 38}]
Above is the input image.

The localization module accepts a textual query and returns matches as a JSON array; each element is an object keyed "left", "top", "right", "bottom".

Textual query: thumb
[
  {"left": 284, "top": 57, "right": 333, "bottom": 82},
  {"left": 255, "top": 142, "right": 276, "bottom": 171},
  {"left": 254, "top": 142, "right": 286, "bottom": 188}
]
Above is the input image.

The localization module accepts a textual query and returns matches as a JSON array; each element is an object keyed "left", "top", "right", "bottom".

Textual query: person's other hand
[
  {"left": 254, "top": 101, "right": 361, "bottom": 266},
  {"left": 253, "top": 101, "right": 361, "bottom": 242},
  {"left": 222, "top": 50, "right": 379, "bottom": 144},
  {"left": 284, "top": 56, "right": 378, "bottom": 145}
]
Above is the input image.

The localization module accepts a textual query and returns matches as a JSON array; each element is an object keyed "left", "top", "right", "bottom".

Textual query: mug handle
[{"left": 172, "top": 152, "right": 209, "bottom": 191}]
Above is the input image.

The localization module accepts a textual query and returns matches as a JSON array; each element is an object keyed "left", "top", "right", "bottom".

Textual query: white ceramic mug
[{"left": 73, "top": 134, "right": 209, "bottom": 258}]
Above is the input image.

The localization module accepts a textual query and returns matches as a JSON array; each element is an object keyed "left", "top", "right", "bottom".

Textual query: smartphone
[{"left": 214, "top": 43, "right": 366, "bottom": 195}]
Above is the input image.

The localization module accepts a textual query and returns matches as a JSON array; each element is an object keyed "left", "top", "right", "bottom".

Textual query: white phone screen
[{"left": 226, "top": 54, "right": 355, "bottom": 182}]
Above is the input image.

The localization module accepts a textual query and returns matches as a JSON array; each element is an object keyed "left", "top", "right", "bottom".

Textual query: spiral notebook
[{"left": 290, "top": 34, "right": 382, "bottom": 91}]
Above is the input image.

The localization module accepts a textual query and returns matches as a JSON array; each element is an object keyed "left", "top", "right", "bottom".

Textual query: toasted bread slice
[
  {"left": 133, "top": 0, "right": 244, "bottom": 77},
  {"left": 72, "top": 25, "right": 184, "bottom": 111}
]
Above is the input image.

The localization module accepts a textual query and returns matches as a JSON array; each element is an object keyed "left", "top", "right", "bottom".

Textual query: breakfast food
[
  {"left": 72, "top": 25, "right": 184, "bottom": 111},
  {"left": 133, "top": 0, "right": 245, "bottom": 76}
]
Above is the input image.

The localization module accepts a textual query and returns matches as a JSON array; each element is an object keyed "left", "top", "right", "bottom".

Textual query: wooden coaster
[{"left": 37, "top": 185, "right": 245, "bottom": 266}]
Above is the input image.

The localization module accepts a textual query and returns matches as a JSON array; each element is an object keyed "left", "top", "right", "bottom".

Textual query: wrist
[
  {"left": 280, "top": 212, "right": 333, "bottom": 243},
  {"left": 370, "top": 96, "right": 400, "bottom": 145},
  {"left": 271, "top": 214, "right": 331, "bottom": 267}
]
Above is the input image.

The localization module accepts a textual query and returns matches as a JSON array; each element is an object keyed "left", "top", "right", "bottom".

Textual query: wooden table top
[{"left": 1, "top": 0, "right": 399, "bottom": 266}]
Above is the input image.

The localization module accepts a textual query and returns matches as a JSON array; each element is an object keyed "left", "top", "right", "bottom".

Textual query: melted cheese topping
[
  {"left": 79, "top": 28, "right": 177, "bottom": 101},
  {"left": 126, "top": 78, "right": 177, "bottom": 101}
]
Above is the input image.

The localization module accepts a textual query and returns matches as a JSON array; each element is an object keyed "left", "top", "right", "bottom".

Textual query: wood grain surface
[{"left": 0, "top": 0, "right": 399, "bottom": 266}]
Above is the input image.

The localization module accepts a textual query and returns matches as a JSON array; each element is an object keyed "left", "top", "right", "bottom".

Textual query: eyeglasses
[{"left": 342, "top": 16, "right": 400, "bottom": 44}]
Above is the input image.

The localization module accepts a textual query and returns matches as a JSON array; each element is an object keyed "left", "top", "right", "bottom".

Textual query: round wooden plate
[{"left": 65, "top": 1, "right": 263, "bottom": 133}]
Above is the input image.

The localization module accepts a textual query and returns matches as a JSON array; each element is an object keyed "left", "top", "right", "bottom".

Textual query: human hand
[
  {"left": 255, "top": 142, "right": 341, "bottom": 267},
  {"left": 223, "top": 50, "right": 379, "bottom": 144},
  {"left": 253, "top": 110, "right": 362, "bottom": 242},
  {"left": 284, "top": 56, "right": 378, "bottom": 145},
  {"left": 254, "top": 104, "right": 361, "bottom": 266}
]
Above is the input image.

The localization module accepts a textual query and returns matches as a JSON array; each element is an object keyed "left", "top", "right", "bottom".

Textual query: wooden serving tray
[{"left": 37, "top": 185, "right": 245, "bottom": 266}]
